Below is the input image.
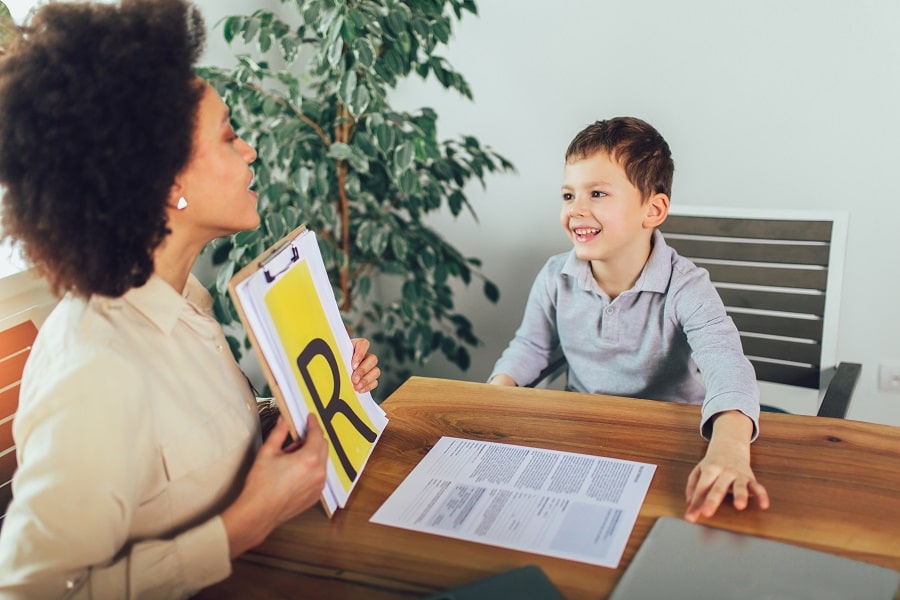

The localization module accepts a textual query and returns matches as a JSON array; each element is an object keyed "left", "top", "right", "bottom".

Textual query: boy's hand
[
  {"left": 488, "top": 374, "right": 517, "bottom": 386},
  {"left": 685, "top": 411, "right": 770, "bottom": 522},
  {"left": 350, "top": 337, "right": 380, "bottom": 394}
]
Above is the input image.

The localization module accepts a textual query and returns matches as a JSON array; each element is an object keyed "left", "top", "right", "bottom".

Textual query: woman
[{"left": 0, "top": 1, "right": 380, "bottom": 597}]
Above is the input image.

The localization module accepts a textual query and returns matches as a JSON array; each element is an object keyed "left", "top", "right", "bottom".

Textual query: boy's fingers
[{"left": 749, "top": 480, "right": 771, "bottom": 510}]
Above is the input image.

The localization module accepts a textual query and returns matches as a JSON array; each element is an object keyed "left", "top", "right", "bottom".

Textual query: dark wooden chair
[{"left": 528, "top": 206, "right": 860, "bottom": 418}]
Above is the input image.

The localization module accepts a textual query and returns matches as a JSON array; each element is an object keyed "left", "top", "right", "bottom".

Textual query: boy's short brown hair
[{"left": 565, "top": 117, "right": 674, "bottom": 200}]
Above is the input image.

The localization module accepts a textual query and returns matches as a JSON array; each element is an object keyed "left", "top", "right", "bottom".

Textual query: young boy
[{"left": 489, "top": 117, "right": 769, "bottom": 522}]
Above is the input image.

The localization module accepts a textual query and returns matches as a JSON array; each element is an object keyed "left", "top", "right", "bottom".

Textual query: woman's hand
[
  {"left": 685, "top": 411, "right": 770, "bottom": 522},
  {"left": 222, "top": 414, "right": 328, "bottom": 558},
  {"left": 350, "top": 337, "right": 380, "bottom": 394}
]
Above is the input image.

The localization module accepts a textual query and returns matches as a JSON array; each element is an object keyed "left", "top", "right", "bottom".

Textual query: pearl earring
[{"left": 176, "top": 197, "right": 188, "bottom": 210}]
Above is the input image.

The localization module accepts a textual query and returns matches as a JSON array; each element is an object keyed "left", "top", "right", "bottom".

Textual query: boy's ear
[{"left": 643, "top": 193, "right": 670, "bottom": 229}]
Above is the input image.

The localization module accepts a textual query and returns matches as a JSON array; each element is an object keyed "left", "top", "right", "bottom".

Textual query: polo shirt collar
[
  {"left": 636, "top": 229, "right": 674, "bottom": 294},
  {"left": 560, "top": 228, "right": 674, "bottom": 295},
  {"left": 121, "top": 274, "right": 211, "bottom": 335}
]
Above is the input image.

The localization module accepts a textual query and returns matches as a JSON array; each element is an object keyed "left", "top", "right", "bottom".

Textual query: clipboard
[{"left": 228, "top": 225, "right": 388, "bottom": 516}]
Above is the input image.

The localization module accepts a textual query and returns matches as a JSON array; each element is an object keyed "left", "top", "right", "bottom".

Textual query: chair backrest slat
[
  {"left": 700, "top": 263, "right": 828, "bottom": 291},
  {"left": 750, "top": 360, "right": 820, "bottom": 389},
  {"left": 730, "top": 312, "right": 824, "bottom": 343},
  {"left": 740, "top": 337, "right": 822, "bottom": 366},
  {"left": 663, "top": 238, "right": 830, "bottom": 266},
  {"left": 716, "top": 287, "right": 826, "bottom": 317},
  {"left": 663, "top": 214, "right": 833, "bottom": 242}
]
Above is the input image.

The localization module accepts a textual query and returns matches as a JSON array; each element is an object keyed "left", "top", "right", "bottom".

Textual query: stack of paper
[
  {"left": 229, "top": 226, "right": 387, "bottom": 516},
  {"left": 371, "top": 436, "right": 655, "bottom": 567}
]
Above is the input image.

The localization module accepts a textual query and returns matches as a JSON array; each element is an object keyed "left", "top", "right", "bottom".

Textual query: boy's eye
[
  {"left": 591, "top": 190, "right": 607, "bottom": 198},
  {"left": 562, "top": 192, "right": 574, "bottom": 201}
]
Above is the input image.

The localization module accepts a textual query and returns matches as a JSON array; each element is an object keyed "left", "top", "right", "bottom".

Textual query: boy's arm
[
  {"left": 673, "top": 263, "right": 767, "bottom": 519},
  {"left": 685, "top": 410, "right": 770, "bottom": 522},
  {"left": 488, "top": 257, "right": 562, "bottom": 386}
]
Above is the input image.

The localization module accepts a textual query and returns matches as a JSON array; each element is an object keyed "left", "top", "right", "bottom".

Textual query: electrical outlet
[{"left": 878, "top": 361, "right": 900, "bottom": 393}]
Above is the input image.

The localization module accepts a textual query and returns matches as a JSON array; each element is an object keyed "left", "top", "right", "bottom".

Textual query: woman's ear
[
  {"left": 166, "top": 182, "right": 186, "bottom": 212},
  {"left": 643, "top": 193, "right": 670, "bottom": 228}
]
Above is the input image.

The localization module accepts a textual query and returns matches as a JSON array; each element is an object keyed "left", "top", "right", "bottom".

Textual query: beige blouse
[{"left": 0, "top": 274, "right": 261, "bottom": 599}]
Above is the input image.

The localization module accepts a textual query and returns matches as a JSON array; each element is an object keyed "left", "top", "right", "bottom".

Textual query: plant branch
[
  {"left": 335, "top": 102, "right": 354, "bottom": 312},
  {"left": 230, "top": 78, "right": 333, "bottom": 147}
]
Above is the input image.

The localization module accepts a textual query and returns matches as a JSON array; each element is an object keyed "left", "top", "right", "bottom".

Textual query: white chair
[
  {"left": 661, "top": 205, "right": 858, "bottom": 417},
  {"left": 528, "top": 205, "right": 859, "bottom": 418},
  {"left": 0, "top": 268, "right": 57, "bottom": 526}
]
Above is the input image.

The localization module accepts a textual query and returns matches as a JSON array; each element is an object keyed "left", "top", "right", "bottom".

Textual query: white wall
[
  {"left": 197, "top": 1, "right": 900, "bottom": 426},
  {"left": 388, "top": 0, "right": 900, "bottom": 426}
]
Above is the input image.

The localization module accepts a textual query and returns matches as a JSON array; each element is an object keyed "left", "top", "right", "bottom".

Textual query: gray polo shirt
[{"left": 490, "top": 229, "right": 760, "bottom": 440}]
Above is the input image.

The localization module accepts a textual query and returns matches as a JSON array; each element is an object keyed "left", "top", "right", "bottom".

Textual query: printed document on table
[{"left": 370, "top": 436, "right": 656, "bottom": 568}]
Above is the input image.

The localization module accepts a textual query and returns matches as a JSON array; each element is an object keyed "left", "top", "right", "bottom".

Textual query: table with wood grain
[{"left": 197, "top": 376, "right": 900, "bottom": 599}]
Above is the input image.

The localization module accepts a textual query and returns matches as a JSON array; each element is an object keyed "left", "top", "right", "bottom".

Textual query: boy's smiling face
[{"left": 560, "top": 151, "right": 659, "bottom": 271}]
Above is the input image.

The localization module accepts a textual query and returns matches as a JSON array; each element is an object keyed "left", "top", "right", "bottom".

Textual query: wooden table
[{"left": 197, "top": 376, "right": 900, "bottom": 599}]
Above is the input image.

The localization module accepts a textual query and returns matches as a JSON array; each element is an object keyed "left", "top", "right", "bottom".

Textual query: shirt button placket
[{"left": 602, "top": 305, "right": 618, "bottom": 342}]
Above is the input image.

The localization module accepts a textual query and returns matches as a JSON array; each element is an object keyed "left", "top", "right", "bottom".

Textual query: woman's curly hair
[{"left": 0, "top": 0, "right": 206, "bottom": 297}]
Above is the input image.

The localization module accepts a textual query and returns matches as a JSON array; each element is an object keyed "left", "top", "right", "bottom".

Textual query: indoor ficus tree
[{"left": 197, "top": 0, "right": 514, "bottom": 397}]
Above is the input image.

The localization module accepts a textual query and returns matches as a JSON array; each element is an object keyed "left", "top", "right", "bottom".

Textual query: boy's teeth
[{"left": 574, "top": 228, "right": 600, "bottom": 235}]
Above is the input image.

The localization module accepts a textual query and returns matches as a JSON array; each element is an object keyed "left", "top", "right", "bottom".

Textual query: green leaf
[
  {"left": 390, "top": 233, "right": 408, "bottom": 261},
  {"left": 371, "top": 226, "right": 389, "bottom": 255},
  {"left": 399, "top": 169, "right": 418, "bottom": 195},
  {"left": 401, "top": 280, "right": 418, "bottom": 302},
  {"left": 411, "top": 17, "right": 431, "bottom": 41},
  {"left": 455, "top": 346, "right": 471, "bottom": 370},
  {"left": 448, "top": 190, "right": 465, "bottom": 216},
  {"left": 353, "top": 131, "right": 378, "bottom": 157},
  {"left": 375, "top": 123, "right": 395, "bottom": 151},
  {"left": 327, "top": 35, "right": 344, "bottom": 67},
  {"left": 353, "top": 38, "right": 376, "bottom": 69},
  {"left": 355, "top": 275, "right": 372, "bottom": 299},
  {"left": 351, "top": 151, "right": 370, "bottom": 173},
  {"left": 340, "top": 69, "right": 358, "bottom": 104},
  {"left": 328, "top": 142, "right": 354, "bottom": 161},
  {"left": 259, "top": 31, "right": 272, "bottom": 53},
  {"left": 213, "top": 294, "right": 235, "bottom": 326},
  {"left": 234, "top": 228, "right": 261, "bottom": 247},
  {"left": 264, "top": 211, "right": 288, "bottom": 239},
  {"left": 215, "top": 259, "right": 236, "bottom": 295},
  {"left": 433, "top": 18, "right": 451, "bottom": 44},
  {"left": 242, "top": 18, "right": 260, "bottom": 43},
  {"left": 394, "top": 142, "right": 414, "bottom": 171},
  {"left": 384, "top": 8, "right": 407, "bottom": 37},
  {"left": 225, "top": 335, "right": 242, "bottom": 361},
  {"left": 356, "top": 221, "right": 374, "bottom": 250},
  {"left": 294, "top": 167, "right": 311, "bottom": 193},
  {"left": 223, "top": 16, "right": 242, "bottom": 44},
  {"left": 349, "top": 85, "right": 371, "bottom": 116},
  {"left": 382, "top": 47, "right": 405, "bottom": 76},
  {"left": 418, "top": 246, "right": 437, "bottom": 270},
  {"left": 483, "top": 280, "right": 500, "bottom": 302}
]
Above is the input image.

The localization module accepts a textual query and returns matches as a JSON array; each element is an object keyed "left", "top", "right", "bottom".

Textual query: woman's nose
[{"left": 240, "top": 138, "right": 257, "bottom": 163}]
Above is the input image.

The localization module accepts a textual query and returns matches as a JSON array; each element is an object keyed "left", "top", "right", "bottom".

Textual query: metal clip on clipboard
[{"left": 261, "top": 240, "right": 300, "bottom": 283}]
